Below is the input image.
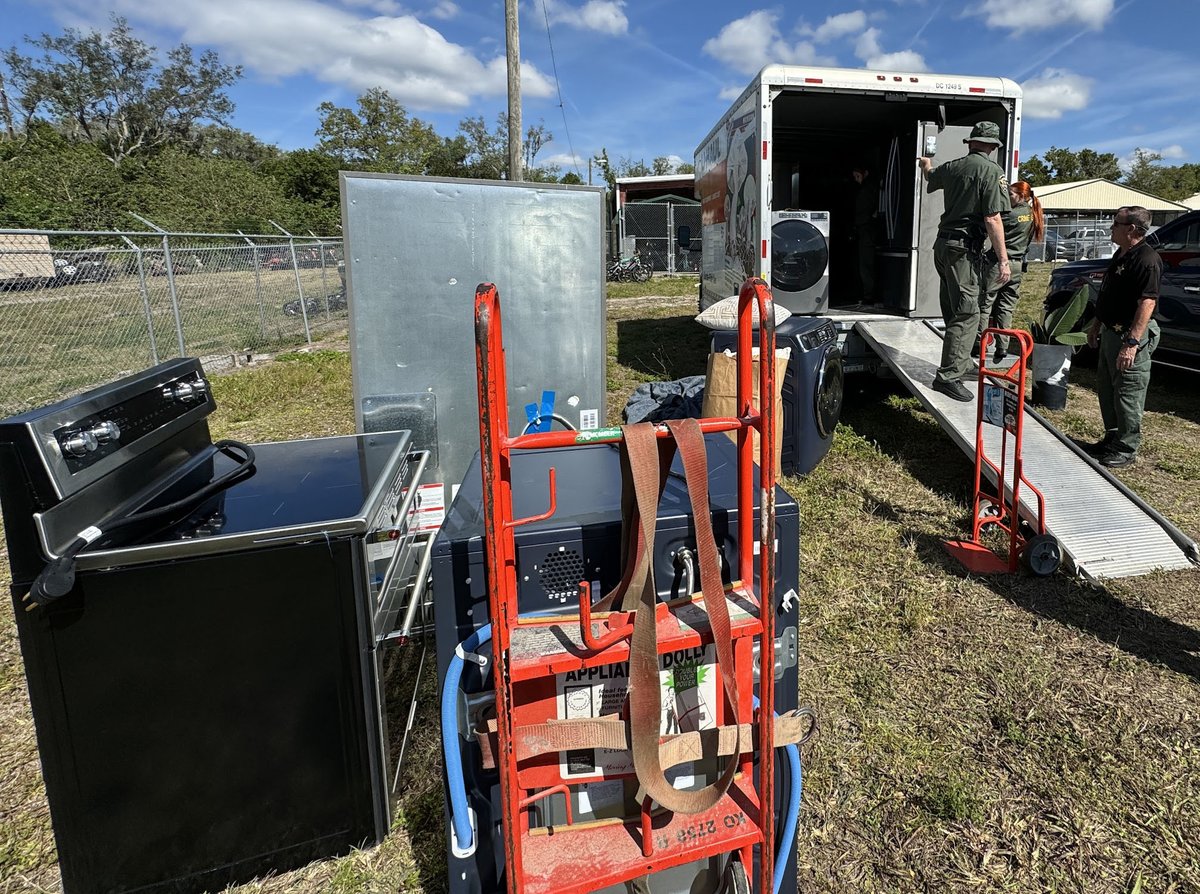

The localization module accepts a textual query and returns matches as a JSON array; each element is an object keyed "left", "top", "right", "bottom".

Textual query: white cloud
[
  {"left": 339, "top": 0, "right": 402, "bottom": 14},
  {"left": 853, "top": 27, "right": 928, "bottom": 71},
  {"left": 978, "top": 0, "right": 1114, "bottom": 32},
  {"left": 1020, "top": 68, "right": 1092, "bottom": 119},
  {"left": 718, "top": 84, "right": 745, "bottom": 101},
  {"left": 1118, "top": 145, "right": 1187, "bottom": 172},
  {"left": 90, "top": 0, "right": 554, "bottom": 110},
  {"left": 428, "top": 1, "right": 458, "bottom": 20},
  {"left": 808, "top": 10, "right": 867, "bottom": 43},
  {"left": 703, "top": 11, "right": 836, "bottom": 76},
  {"left": 541, "top": 0, "right": 628, "bottom": 35},
  {"left": 542, "top": 152, "right": 584, "bottom": 168}
]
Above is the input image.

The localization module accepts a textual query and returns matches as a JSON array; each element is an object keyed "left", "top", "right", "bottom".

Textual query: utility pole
[
  {"left": 504, "top": 0, "right": 522, "bottom": 182},
  {"left": 0, "top": 73, "right": 16, "bottom": 140}
]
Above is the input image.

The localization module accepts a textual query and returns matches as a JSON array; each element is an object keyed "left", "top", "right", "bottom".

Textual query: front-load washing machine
[
  {"left": 770, "top": 210, "right": 831, "bottom": 314},
  {"left": 712, "top": 315, "right": 844, "bottom": 476}
]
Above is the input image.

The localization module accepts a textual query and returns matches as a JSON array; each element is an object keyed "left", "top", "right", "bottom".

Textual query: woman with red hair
[{"left": 979, "top": 181, "right": 1045, "bottom": 361}]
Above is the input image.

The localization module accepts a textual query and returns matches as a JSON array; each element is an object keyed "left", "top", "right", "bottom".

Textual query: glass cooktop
[{"left": 141, "top": 432, "right": 408, "bottom": 543}]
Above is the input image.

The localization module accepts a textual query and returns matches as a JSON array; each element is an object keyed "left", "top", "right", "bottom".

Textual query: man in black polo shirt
[{"left": 1085, "top": 205, "right": 1161, "bottom": 468}]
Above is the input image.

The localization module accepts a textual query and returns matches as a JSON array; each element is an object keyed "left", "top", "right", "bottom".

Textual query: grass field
[
  {"left": 0, "top": 266, "right": 345, "bottom": 417},
  {"left": 2, "top": 268, "right": 1198, "bottom": 893}
]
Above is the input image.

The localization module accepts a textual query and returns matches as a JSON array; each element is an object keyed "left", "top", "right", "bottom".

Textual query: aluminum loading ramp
[{"left": 855, "top": 318, "right": 1199, "bottom": 580}]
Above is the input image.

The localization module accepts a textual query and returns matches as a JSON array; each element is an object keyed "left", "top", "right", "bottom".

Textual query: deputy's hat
[{"left": 964, "top": 122, "right": 1003, "bottom": 145}]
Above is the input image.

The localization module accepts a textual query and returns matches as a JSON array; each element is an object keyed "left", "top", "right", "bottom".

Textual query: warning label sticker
[{"left": 557, "top": 643, "right": 717, "bottom": 780}]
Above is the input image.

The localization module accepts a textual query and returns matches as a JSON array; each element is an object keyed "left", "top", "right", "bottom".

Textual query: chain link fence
[
  {"left": 621, "top": 203, "right": 703, "bottom": 274},
  {"left": 0, "top": 227, "right": 344, "bottom": 416}
]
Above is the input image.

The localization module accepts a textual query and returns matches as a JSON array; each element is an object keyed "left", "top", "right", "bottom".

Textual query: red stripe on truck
[
  {"left": 762, "top": 240, "right": 767, "bottom": 259},
  {"left": 969, "top": 87, "right": 986, "bottom": 93},
  {"left": 762, "top": 141, "right": 768, "bottom": 160}
]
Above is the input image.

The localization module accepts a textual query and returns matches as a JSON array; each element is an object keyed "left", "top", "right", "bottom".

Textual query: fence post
[
  {"left": 161, "top": 234, "right": 186, "bottom": 356},
  {"left": 666, "top": 204, "right": 676, "bottom": 274},
  {"left": 239, "top": 231, "right": 269, "bottom": 342},
  {"left": 270, "top": 220, "right": 311, "bottom": 343},
  {"left": 118, "top": 233, "right": 159, "bottom": 365},
  {"left": 128, "top": 212, "right": 185, "bottom": 356},
  {"left": 310, "top": 230, "right": 331, "bottom": 319}
]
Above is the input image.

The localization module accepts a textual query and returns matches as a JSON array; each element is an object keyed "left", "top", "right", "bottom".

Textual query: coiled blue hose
[
  {"left": 777, "top": 739, "right": 802, "bottom": 894},
  {"left": 442, "top": 623, "right": 492, "bottom": 852},
  {"left": 755, "top": 695, "right": 803, "bottom": 894}
]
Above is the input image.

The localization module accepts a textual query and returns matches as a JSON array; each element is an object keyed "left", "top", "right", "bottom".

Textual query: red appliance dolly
[
  {"left": 470, "top": 278, "right": 808, "bottom": 893},
  {"left": 944, "top": 328, "right": 1062, "bottom": 576}
]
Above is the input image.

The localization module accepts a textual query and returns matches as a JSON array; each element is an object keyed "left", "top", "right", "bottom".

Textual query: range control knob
[
  {"left": 61, "top": 430, "right": 98, "bottom": 458},
  {"left": 89, "top": 421, "right": 121, "bottom": 444},
  {"left": 162, "top": 379, "right": 207, "bottom": 402}
]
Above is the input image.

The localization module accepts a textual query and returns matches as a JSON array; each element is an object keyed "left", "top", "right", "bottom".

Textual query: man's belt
[{"left": 937, "top": 230, "right": 967, "bottom": 242}]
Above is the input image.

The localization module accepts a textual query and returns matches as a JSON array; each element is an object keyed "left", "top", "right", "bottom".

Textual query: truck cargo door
[{"left": 910, "top": 123, "right": 974, "bottom": 317}]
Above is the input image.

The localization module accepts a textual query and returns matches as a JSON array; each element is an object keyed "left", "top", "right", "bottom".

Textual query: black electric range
[{"left": 0, "top": 359, "right": 426, "bottom": 894}]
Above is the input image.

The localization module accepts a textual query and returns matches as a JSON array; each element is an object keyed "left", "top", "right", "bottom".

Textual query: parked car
[
  {"left": 148, "top": 255, "right": 203, "bottom": 276},
  {"left": 1054, "top": 226, "right": 1115, "bottom": 261},
  {"left": 1044, "top": 209, "right": 1200, "bottom": 369},
  {"left": 52, "top": 253, "right": 118, "bottom": 285}
]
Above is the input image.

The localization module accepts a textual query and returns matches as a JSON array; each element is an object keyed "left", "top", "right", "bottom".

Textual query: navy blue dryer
[{"left": 712, "top": 316, "right": 844, "bottom": 476}]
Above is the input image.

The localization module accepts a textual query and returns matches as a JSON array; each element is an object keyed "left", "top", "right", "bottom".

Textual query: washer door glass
[
  {"left": 771, "top": 220, "right": 828, "bottom": 293},
  {"left": 814, "top": 347, "right": 844, "bottom": 438}
]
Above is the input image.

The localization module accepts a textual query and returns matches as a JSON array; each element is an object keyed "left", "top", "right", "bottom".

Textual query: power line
[{"left": 540, "top": 0, "right": 581, "bottom": 180}]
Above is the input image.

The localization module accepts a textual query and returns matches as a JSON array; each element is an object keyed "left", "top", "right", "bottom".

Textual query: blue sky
[{"left": 1, "top": 0, "right": 1197, "bottom": 178}]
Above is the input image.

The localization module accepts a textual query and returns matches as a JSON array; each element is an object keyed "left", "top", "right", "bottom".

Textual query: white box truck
[{"left": 694, "top": 64, "right": 1022, "bottom": 371}]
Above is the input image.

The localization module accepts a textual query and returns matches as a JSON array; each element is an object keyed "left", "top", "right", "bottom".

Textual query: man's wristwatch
[{"left": 1123, "top": 335, "right": 1140, "bottom": 348}]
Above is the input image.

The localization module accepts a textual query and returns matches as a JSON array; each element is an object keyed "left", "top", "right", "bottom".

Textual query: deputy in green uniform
[
  {"left": 919, "top": 121, "right": 1012, "bottom": 401},
  {"left": 978, "top": 180, "right": 1044, "bottom": 362}
]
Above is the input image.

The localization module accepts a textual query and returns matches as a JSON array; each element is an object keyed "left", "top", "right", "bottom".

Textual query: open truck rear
[{"left": 695, "top": 64, "right": 1022, "bottom": 371}]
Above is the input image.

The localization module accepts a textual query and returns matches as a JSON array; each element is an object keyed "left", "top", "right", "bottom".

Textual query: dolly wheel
[
  {"left": 1022, "top": 534, "right": 1062, "bottom": 577},
  {"left": 719, "top": 856, "right": 750, "bottom": 894}
]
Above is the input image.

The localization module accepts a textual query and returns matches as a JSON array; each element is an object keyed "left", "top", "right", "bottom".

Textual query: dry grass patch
[{"left": 2, "top": 276, "right": 1199, "bottom": 893}]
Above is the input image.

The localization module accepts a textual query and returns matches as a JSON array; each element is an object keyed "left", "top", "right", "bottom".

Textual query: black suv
[{"left": 1045, "top": 208, "right": 1200, "bottom": 370}]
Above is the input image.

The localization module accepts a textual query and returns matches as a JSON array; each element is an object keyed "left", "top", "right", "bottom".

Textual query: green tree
[
  {"left": 1144, "top": 163, "right": 1200, "bottom": 201},
  {"left": 263, "top": 149, "right": 341, "bottom": 210},
  {"left": 189, "top": 125, "right": 278, "bottom": 165},
  {"left": 0, "top": 122, "right": 124, "bottom": 228},
  {"left": 122, "top": 148, "right": 289, "bottom": 232},
  {"left": 2, "top": 15, "right": 241, "bottom": 165},
  {"left": 676, "top": 162, "right": 695, "bottom": 175},
  {"left": 592, "top": 148, "right": 615, "bottom": 191},
  {"left": 618, "top": 157, "right": 653, "bottom": 178},
  {"left": 315, "top": 88, "right": 442, "bottom": 173},
  {"left": 1019, "top": 154, "right": 1052, "bottom": 186},
  {"left": 1033, "top": 146, "right": 1121, "bottom": 184},
  {"left": 456, "top": 114, "right": 506, "bottom": 179},
  {"left": 1122, "top": 148, "right": 1163, "bottom": 195},
  {"left": 560, "top": 171, "right": 582, "bottom": 185}
]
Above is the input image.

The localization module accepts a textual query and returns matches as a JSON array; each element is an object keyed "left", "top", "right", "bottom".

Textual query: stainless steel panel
[{"left": 342, "top": 173, "right": 607, "bottom": 506}]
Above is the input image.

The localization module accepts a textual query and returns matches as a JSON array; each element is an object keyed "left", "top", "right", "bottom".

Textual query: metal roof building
[
  {"left": 1032, "top": 179, "right": 1188, "bottom": 224},
  {"left": 1181, "top": 192, "right": 1200, "bottom": 210}
]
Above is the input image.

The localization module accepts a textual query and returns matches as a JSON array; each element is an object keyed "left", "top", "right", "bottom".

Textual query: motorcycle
[{"left": 606, "top": 251, "right": 652, "bottom": 283}]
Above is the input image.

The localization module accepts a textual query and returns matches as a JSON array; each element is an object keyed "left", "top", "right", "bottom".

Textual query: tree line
[
  {"left": 1020, "top": 146, "right": 1200, "bottom": 202},
  {"left": 0, "top": 17, "right": 691, "bottom": 234},
  {"left": 4, "top": 18, "right": 1194, "bottom": 235}
]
